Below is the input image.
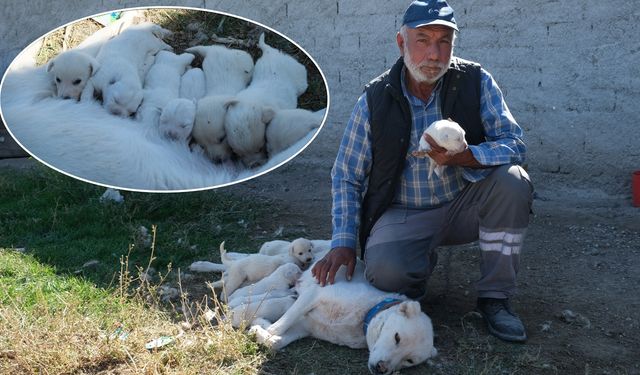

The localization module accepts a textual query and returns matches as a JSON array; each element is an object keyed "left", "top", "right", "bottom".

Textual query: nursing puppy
[
  {"left": 249, "top": 259, "right": 437, "bottom": 374},
  {"left": 137, "top": 51, "right": 194, "bottom": 127},
  {"left": 179, "top": 68, "right": 206, "bottom": 101},
  {"left": 84, "top": 23, "right": 172, "bottom": 117},
  {"left": 227, "top": 288, "right": 294, "bottom": 310},
  {"left": 229, "top": 295, "right": 296, "bottom": 329},
  {"left": 46, "top": 50, "right": 100, "bottom": 100},
  {"left": 186, "top": 44, "right": 254, "bottom": 163},
  {"left": 266, "top": 107, "right": 326, "bottom": 157},
  {"left": 158, "top": 98, "right": 196, "bottom": 143},
  {"left": 212, "top": 241, "right": 313, "bottom": 297},
  {"left": 258, "top": 238, "right": 314, "bottom": 257},
  {"left": 224, "top": 33, "right": 308, "bottom": 167},
  {"left": 413, "top": 118, "right": 468, "bottom": 178},
  {"left": 226, "top": 263, "right": 301, "bottom": 304}
]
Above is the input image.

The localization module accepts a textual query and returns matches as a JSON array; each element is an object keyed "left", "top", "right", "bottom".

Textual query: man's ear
[{"left": 396, "top": 32, "right": 405, "bottom": 56}]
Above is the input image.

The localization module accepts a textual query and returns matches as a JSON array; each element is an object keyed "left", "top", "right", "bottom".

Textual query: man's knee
[{"left": 492, "top": 165, "right": 533, "bottom": 202}]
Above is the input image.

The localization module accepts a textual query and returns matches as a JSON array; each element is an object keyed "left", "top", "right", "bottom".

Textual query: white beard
[{"left": 403, "top": 44, "right": 451, "bottom": 85}]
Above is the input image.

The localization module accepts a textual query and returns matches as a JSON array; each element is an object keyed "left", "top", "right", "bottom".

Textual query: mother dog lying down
[{"left": 249, "top": 258, "right": 437, "bottom": 374}]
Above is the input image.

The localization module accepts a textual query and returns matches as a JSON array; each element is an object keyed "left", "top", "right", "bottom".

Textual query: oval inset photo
[{"left": 0, "top": 7, "right": 328, "bottom": 192}]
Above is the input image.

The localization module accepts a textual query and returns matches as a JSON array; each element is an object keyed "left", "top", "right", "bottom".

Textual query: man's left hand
[{"left": 424, "top": 134, "right": 482, "bottom": 168}]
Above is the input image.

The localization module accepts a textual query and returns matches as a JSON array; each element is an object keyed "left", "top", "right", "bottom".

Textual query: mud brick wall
[{"left": 1, "top": 0, "right": 638, "bottom": 193}]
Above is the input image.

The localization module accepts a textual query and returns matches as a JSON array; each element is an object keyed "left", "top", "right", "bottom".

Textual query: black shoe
[{"left": 476, "top": 298, "right": 527, "bottom": 342}]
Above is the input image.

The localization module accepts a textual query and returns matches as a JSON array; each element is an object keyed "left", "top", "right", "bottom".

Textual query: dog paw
[{"left": 249, "top": 325, "right": 279, "bottom": 348}]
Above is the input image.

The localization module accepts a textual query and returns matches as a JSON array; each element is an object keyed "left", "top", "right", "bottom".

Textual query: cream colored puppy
[
  {"left": 212, "top": 241, "right": 313, "bottom": 297},
  {"left": 224, "top": 33, "right": 308, "bottom": 167},
  {"left": 137, "top": 51, "right": 194, "bottom": 126},
  {"left": 259, "top": 237, "right": 314, "bottom": 257},
  {"left": 46, "top": 50, "right": 100, "bottom": 100},
  {"left": 179, "top": 68, "right": 206, "bottom": 101},
  {"left": 229, "top": 295, "right": 296, "bottom": 329},
  {"left": 227, "top": 263, "right": 301, "bottom": 304},
  {"left": 413, "top": 118, "right": 468, "bottom": 178},
  {"left": 158, "top": 98, "right": 196, "bottom": 143},
  {"left": 186, "top": 44, "right": 254, "bottom": 163},
  {"left": 227, "top": 288, "right": 294, "bottom": 310},
  {"left": 266, "top": 107, "right": 326, "bottom": 157},
  {"left": 84, "top": 23, "right": 172, "bottom": 116}
]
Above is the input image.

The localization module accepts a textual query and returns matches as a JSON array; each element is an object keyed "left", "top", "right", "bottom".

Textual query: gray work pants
[{"left": 364, "top": 164, "right": 533, "bottom": 300}]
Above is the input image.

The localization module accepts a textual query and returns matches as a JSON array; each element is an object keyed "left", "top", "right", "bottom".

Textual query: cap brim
[{"left": 405, "top": 19, "right": 459, "bottom": 31}]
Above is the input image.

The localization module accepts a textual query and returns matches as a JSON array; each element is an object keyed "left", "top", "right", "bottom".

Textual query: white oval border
[{"left": 0, "top": 5, "right": 331, "bottom": 194}]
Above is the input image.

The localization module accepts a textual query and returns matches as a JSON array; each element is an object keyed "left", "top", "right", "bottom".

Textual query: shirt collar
[{"left": 400, "top": 66, "right": 444, "bottom": 107}]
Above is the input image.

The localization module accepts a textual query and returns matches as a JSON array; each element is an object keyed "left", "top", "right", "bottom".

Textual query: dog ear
[
  {"left": 88, "top": 57, "right": 101, "bottom": 77},
  {"left": 224, "top": 98, "right": 239, "bottom": 110},
  {"left": 288, "top": 243, "right": 296, "bottom": 257},
  {"left": 399, "top": 301, "right": 421, "bottom": 318},
  {"left": 46, "top": 60, "right": 55, "bottom": 73},
  {"left": 262, "top": 107, "right": 276, "bottom": 124}
]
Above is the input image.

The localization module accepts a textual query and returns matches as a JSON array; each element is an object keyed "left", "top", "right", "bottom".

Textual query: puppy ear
[
  {"left": 46, "top": 60, "right": 55, "bottom": 73},
  {"left": 88, "top": 57, "right": 101, "bottom": 77},
  {"left": 399, "top": 301, "right": 421, "bottom": 318},
  {"left": 224, "top": 98, "right": 239, "bottom": 110},
  {"left": 262, "top": 107, "right": 276, "bottom": 124},
  {"left": 288, "top": 244, "right": 295, "bottom": 256}
]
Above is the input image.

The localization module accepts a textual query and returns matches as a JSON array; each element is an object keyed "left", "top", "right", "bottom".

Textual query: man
[{"left": 312, "top": 0, "right": 533, "bottom": 343}]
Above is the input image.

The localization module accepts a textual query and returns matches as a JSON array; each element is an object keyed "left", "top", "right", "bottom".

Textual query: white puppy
[
  {"left": 74, "top": 10, "right": 146, "bottom": 57},
  {"left": 413, "top": 118, "right": 468, "bottom": 178},
  {"left": 224, "top": 33, "right": 308, "bottom": 167},
  {"left": 137, "top": 51, "right": 194, "bottom": 127},
  {"left": 229, "top": 295, "right": 296, "bottom": 329},
  {"left": 249, "top": 259, "right": 437, "bottom": 374},
  {"left": 158, "top": 98, "right": 196, "bottom": 143},
  {"left": 259, "top": 238, "right": 314, "bottom": 257},
  {"left": 179, "top": 68, "right": 206, "bottom": 101},
  {"left": 85, "top": 23, "right": 172, "bottom": 117},
  {"left": 227, "top": 288, "right": 295, "bottom": 310},
  {"left": 266, "top": 107, "right": 326, "bottom": 157},
  {"left": 227, "top": 263, "right": 301, "bottom": 304},
  {"left": 185, "top": 44, "right": 255, "bottom": 163},
  {"left": 46, "top": 50, "right": 100, "bottom": 100},
  {"left": 212, "top": 241, "right": 313, "bottom": 297}
]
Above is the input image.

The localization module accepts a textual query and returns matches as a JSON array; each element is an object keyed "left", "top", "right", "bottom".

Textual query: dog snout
[{"left": 369, "top": 360, "right": 390, "bottom": 375}]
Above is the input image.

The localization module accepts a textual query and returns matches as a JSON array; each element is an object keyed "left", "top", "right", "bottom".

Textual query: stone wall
[{"left": 1, "top": 0, "right": 638, "bottom": 194}]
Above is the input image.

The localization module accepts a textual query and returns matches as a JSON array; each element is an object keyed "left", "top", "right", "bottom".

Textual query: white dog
[
  {"left": 259, "top": 238, "right": 314, "bottom": 257},
  {"left": 84, "top": 23, "right": 172, "bottom": 116},
  {"left": 224, "top": 33, "right": 308, "bottom": 167},
  {"left": 185, "top": 44, "right": 254, "bottom": 163},
  {"left": 46, "top": 50, "right": 100, "bottom": 100},
  {"left": 266, "top": 107, "right": 326, "bottom": 157},
  {"left": 227, "top": 288, "right": 295, "bottom": 310},
  {"left": 158, "top": 98, "right": 196, "bottom": 143},
  {"left": 413, "top": 118, "right": 468, "bottom": 178},
  {"left": 137, "top": 51, "right": 194, "bottom": 128},
  {"left": 249, "top": 260, "right": 437, "bottom": 374},
  {"left": 229, "top": 295, "right": 296, "bottom": 329},
  {"left": 212, "top": 241, "right": 313, "bottom": 297},
  {"left": 179, "top": 68, "right": 206, "bottom": 101},
  {"left": 227, "top": 263, "right": 301, "bottom": 304}
]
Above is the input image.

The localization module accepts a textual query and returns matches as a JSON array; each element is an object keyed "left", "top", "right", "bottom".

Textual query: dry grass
[{"left": 0, "top": 244, "right": 269, "bottom": 374}]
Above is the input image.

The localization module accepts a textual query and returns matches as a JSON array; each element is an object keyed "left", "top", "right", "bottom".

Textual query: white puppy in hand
[{"left": 412, "top": 118, "right": 468, "bottom": 179}]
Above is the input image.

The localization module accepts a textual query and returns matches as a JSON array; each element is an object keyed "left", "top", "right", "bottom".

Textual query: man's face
[{"left": 398, "top": 25, "right": 454, "bottom": 84}]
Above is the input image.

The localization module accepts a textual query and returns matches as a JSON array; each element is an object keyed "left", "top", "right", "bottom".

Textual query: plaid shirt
[{"left": 331, "top": 65, "right": 526, "bottom": 250}]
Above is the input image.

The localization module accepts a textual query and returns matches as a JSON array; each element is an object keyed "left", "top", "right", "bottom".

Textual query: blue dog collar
[{"left": 363, "top": 298, "right": 403, "bottom": 336}]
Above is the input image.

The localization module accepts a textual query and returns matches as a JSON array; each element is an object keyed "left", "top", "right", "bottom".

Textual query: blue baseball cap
[{"left": 402, "top": 0, "right": 458, "bottom": 31}]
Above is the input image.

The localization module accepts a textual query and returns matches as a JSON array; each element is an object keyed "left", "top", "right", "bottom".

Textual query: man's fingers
[
  {"left": 346, "top": 259, "right": 356, "bottom": 281},
  {"left": 327, "top": 262, "right": 342, "bottom": 285},
  {"left": 319, "top": 260, "right": 332, "bottom": 286}
]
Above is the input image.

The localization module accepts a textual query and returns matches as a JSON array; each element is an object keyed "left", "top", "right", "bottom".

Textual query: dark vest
[{"left": 358, "top": 56, "right": 484, "bottom": 258}]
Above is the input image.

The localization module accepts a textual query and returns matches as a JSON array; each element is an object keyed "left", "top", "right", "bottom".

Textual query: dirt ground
[{"left": 223, "top": 158, "right": 640, "bottom": 374}]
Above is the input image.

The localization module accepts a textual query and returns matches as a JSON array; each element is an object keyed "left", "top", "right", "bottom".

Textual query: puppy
[
  {"left": 212, "top": 241, "right": 313, "bottom": 297},
  {"left": 227, "top": 263, "right": 301, "bottom": 304},
  {"left": 229, "top": 295, "right": 296, "bottom": 329},
  {"left": 158, "top": 98, "right": 196, "bottom": 143},
  {"left": 224, "top": 33, "right": 308, "bottom": 167},
  {"left": 179, "top": 68, "right": 206, "bottom": 101},
  {"left": 259, "top": 238, "right": 314, "bottom": 257},
  {"left": 85, "top": 22, "right": 173, "bottom": 117},
  {"left": 46, "top": 50, "right": 100, "bottom": 100},
  {"left": 266, "top": 107, "right": 326, "bottom": 157},
  {"left": 137, "top": 51, "right": 194, "bottom": 127},
  {"left": 184, "top": 44, "right": 253, "bottom": 96},
  {"left": 227, "top": 288, "right": 295, "bottom": 310},
  {"left": 191, "top": 95, "right": 235, "bottom": 163},
  {"left": 412, "top": 118, "right": 468, "bottom": 178}
]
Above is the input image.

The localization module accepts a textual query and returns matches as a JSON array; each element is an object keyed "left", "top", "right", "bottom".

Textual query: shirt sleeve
[
  {"left": 330, "top": 93, "right": 372, "bottom": 250},
  {"left": 463, "top": 68, "right": 527, "bottom": 182}
]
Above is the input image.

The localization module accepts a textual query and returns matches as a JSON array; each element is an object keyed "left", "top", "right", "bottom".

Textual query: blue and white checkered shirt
[{"left": 331, "top": 65, "right": 526, "bottom": 250}]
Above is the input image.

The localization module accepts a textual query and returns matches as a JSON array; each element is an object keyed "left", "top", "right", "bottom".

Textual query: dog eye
[
  {"left": 406, "top": 358, "right": 414, "bottom": 364},
  {"left": 72, "top": 79, "right": 82, "bottom": 85},
  {"left": 109, "top": 78, "right": 116, "bottom": 85},
  {"left": 55, "top": 77, "right": 61, "bottom": 83},
  {"left": 395, "top": 333, "right": 400, "bottom": 345}
]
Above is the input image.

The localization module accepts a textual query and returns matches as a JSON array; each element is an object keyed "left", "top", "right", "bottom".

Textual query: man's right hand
[{"left": 311, "top": 247, "right": 357, "bottom": 286}]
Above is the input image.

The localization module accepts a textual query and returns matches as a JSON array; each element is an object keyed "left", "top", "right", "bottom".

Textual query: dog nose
[
  {"left": 62, "top": 95, "right": 71, "bottom": 100},
  {"left": 368, "top": 360, "right": 389, "bottom": 375}
]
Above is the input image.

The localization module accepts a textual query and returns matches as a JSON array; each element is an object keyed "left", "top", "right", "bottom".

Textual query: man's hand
[
  {"left": 311, "top": 247, "right": 357, "bottom": 286},
  {"left": 424, "top": 134, "right": 482, "bottom": 168}
]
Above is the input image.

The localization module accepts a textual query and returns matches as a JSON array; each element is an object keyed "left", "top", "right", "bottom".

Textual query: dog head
[
  {"left": 102, "top": 80, "right": 143, "bottom": 117},
  {"left": 46, "top": 50, "right": 100, "bottom": 100},
  {"left": 275, "top": 263, "right": 302, "bottom": 284},
  {"left": 288, "top": 238, "right": 314, "bottom": 269},
  {"left": 224, "top": 99, "right": 275, "bottom": 168},
  {"left": 366, "top": 300, "right": 437, "bottom": 374},
  {"left": 192, "top": 96, "right": 236, "bottom": 163},
  {"left": 430, "top": 119, "right": 467, "bottom": 154},
  {"left": 159, "top": 98, "right": 196, "bottom": 142}
]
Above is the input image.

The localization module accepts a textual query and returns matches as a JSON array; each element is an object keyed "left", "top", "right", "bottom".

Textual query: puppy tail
[
  {"left": 258, "top": 32, "right": 268, "bottom": 51},
  {"left": 219, "top": 241, "right": 232, "bottom": 266}
]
